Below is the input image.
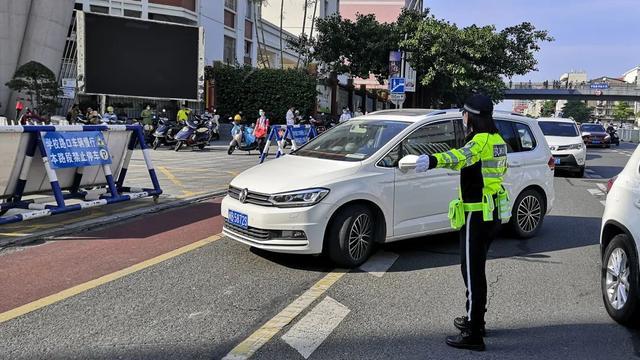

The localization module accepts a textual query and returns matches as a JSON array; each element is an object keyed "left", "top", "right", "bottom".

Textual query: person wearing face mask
[
  {"left": 413, "top": 94, "right": 510, "bottom": 352},
  {"left": 254, "top": 109, "right": 270, "bottom": 156}
]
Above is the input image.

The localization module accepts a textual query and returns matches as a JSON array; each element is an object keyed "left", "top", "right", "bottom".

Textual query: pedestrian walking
[
  {"left": 286, "top": 106, "right": 295, "bottom": 126},
  {"left": 415, "top": 94, "right": 509, "bottom": 351},
  {"left": 254, "top": 109, "right": 270, "bottom": 156}
]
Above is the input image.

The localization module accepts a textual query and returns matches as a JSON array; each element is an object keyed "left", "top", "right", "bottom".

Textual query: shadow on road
[{"left": 251, "top": 214, "right": 602, "bottom": 273}]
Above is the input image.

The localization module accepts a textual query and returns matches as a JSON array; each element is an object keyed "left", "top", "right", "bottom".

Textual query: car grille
[
  {"left": 224, "top": 219, "right": 271, "bottom": 240},
  {"left": 228, "top": 186, "right": 273, "bottom": 206}
]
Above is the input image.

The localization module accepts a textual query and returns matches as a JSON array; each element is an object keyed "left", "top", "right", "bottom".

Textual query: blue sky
[{"left": 425, "top": 0, "right": 640, "bottom": 109}]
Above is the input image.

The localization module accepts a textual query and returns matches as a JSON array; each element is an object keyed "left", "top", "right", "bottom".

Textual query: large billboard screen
[{"left": 78, "top": 12, "right": 202, "bottom": 100}]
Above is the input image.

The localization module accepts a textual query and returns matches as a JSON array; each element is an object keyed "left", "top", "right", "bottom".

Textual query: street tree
[
  {"left": 540, "top": 100, "right": 557, "bottom": 117},
  {"left": 612, "top": 101, "right": 636, "bottom": 125},
  {"left": 5, "top": 61, "right": 61, "bottom": 115},
  {"left": 289, "top": 13, "right": 402, "bottom": 82},
  {"left": 396, "top": 9, "right": 553, "bottom": 106},
  {"left": 562, "top": 100, "right": 593, "bottom": 123}
]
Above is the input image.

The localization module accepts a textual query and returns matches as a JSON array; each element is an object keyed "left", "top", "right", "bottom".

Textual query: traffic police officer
[{"left": 415, "top": 94, "right": 509, "bottom": 351}]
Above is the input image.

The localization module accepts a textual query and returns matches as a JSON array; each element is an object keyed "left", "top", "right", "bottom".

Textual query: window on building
[
  {"left": 244, "top": 40, "right": 252, "bottom": 65},
  {"left": 224, "top": 36, "right": 237, "bottom": 65},
  {"left": 124, "top": 9, "right": 142, "bottom": 18},
  {"left": 224, "top": 10, "right": 235, "bottom": 28},
  {"left": 225, "top": 0, "right": 237, "bottom": 11},
  {"left": 90, "top": 5, "right": 109, "bottom": 14},
  {"left": 246, "top": 0, "right": 253, "bottom": 18},
  {"left": 244, "top": 20, "right": 253, "bottom": 40}
]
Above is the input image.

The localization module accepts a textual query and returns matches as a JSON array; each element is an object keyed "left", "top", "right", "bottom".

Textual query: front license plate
[
  {"left": 555, "top": 158, "right": 561, "bottom": 165},
  {"left": 228, "top": 210, "right": 248, "bottom": 229},
  {"left": 592, "top": 140, "right": 600, "bottom": 144}
]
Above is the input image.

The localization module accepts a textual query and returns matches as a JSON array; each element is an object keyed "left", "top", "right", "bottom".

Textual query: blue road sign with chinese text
[
  {"left": 390, "top": 77, "right": 406, "bottom": 94},
  {"left": 42, "top": 131, "right": 112, "bottom": 169}
]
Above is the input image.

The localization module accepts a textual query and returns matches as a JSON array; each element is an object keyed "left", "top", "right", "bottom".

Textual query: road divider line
[
  {"left": 0, "top": 234, "right": 223, "bottom": 324},
  {"left": 222, "top": 270, "right": 348, "bottom": 360},
  {"left": 359, "top": 251, "right": 399, "bottom": 277},
  {"left": 282, "top": 296, "right": 350, "bottom": 359},
  {"left": 157, "top": 166, "right": 185, "bottom": 188},
  {"left": 587, "top": 188, "right": 605, "bottom": 196}
]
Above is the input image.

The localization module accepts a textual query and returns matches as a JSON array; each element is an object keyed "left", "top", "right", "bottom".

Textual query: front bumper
[
  {"left": 552, "top": 150, "right": 585, "bottom": 170},
  {"left": 221, "top": 195, "right": 332, "bottom": 254}
]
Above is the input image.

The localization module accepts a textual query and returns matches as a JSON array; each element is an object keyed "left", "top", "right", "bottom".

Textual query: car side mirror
[{"left": 398, "top": 155, "right": 419, "bottom": 172}]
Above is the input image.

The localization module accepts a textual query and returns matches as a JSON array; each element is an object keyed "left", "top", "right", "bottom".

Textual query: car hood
[
  {"left": 229, "top": 155, "right": 362, "bottom": 194},
  {"left": 582, "top": 131, "right": 607, "bottom": 137},
  {"left": 544, "top": 135, "right": 584, "bottom": 146}
]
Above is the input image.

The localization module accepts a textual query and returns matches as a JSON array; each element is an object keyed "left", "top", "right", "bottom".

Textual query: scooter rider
[
  {"left": 414, "top": 94, "right": 509, "bottom": 351},
  {"left": 254, "top": 109, "right": 270, "bottom": 155}
]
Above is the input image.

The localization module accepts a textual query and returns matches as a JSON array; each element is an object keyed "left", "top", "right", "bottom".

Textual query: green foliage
[
  {"left": 5, "top": 61, "right": 61, "bottom": 115},
  {"left": 206, "top": 64, "right": 317, "bottom": 124},
  {"left": 541, "top": 100, "right": 557, "bottom": 117},
  {"left": 612, "top": 102, "right": 635, "bottom": 123},
  {"left": 562, "top": 100, "right": 593, "bottom": 122},
  {"left": 289, "top": 14, "right": 402, "bottom": 83},
  {"left": 397, "top": 9, "right": 553, "bottom": 106}
]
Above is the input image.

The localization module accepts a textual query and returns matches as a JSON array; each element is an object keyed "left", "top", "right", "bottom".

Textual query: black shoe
[
  {"left": 454, "top": 316, "right": 486, "bottom": 336},
  {"left": 445, "top": 330, "right": 485, "bottom": 351}
]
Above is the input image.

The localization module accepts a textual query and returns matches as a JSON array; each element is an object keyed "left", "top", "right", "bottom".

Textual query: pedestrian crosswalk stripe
[
  {"left": 282, "top": 296, "right": 350, "bottom": 359},
  {"left": 596, "top": 183, "right": 607, "bottom": 192},
  {"left": 587, "top": 188, "right": 605, "bottom": 196},
  {"left": 600, "top": 200, "right": 607, "bottom": 206},
  {"left": 359, "top": 251, "right": 399, "bottom": 277},
  {"left": 222, "top": 270, "right": 348, "bottom": 360}
]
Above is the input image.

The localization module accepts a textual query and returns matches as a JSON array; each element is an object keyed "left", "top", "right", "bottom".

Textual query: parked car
[
  {"left": 538, "top": 118, "right": 587, "bottom": 177},
  {"left": 581, "top": 123, "right": 611, "bottom": 148},
  {"left": 600, "top": 146, "right": 640, "bottom": 326},
  {"left": 222, "top": 109, "right": 556, "bottom": 267}
]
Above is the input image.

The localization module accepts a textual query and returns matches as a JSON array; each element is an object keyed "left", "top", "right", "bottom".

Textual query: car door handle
[{"left": 508, "top": 161, "right": 522, "bottom": 168}]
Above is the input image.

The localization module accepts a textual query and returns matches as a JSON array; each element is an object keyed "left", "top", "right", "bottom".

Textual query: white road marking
[
  {"left": 585, "top": 169, "right": 595, "bottom": 173},
  {"left": 359, "top": 251, "right": 399, "bottom": 277},
  {"left": 281, "top": 297, "right": 350, "bottom": 359},
  {"left": 587, "top": 189, "right": 605, "bottom": 196},
  {"left": 597, "top": 183, "right": 607, "bottom": 192},
  {"left": 600, "top": 200, "right": 607, "bottom": 207}
]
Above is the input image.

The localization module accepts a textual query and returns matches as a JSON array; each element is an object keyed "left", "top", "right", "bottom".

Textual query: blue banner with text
[{"left": 42, "top": 131, "right": 112, "bottom": 169}]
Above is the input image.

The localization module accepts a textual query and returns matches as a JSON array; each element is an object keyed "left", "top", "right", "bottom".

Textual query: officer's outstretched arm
[{"left": 427, "top": 134, "right": 489, "bottom": 171}]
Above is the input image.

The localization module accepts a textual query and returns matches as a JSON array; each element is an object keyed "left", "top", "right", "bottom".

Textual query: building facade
[{"left": 0, "top": 0, "right": 75, "bottom": 118}]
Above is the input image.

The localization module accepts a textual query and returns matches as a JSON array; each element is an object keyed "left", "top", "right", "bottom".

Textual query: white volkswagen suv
[
  {"left": 601, "top": 145, "right": 640, "bottom": 326},
  {"left": 222, "top": 109, "right": 555, "bottom": 267},
  {"left": 538, "top": 117, "right": 587, "bottom": 177}
]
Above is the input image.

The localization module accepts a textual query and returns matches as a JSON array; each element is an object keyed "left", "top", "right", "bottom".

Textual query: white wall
[
  {"left": 261, "top": 0, "right": 338, "bottom": 37},
  {"left": 199, "top": 0, "right": 224, "bottom": 65}
]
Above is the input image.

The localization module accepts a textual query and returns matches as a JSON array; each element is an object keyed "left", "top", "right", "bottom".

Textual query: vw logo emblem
[{"left": 239, "top": 188, "right": 248, "bottom": 203}]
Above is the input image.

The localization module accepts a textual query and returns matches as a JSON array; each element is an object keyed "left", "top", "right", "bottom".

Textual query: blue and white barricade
[
  {"left": 0, "top": 124, "right": 162, "bottom": 225},
  {"left": 259, "top": 125, "right": 318, "bottom": 164}
]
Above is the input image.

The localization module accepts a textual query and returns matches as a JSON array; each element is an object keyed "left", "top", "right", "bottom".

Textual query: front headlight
[
  {"left": 567, "top": 143, "right": 584, "bottom": 150},
  {"left": 269, "top": 188, "right": 330, "bottom": 208}
]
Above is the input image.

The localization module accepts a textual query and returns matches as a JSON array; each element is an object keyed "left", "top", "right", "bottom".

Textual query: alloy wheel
[
  {"left": 348, "top": 214, "right": 373, "bottom": 261},
  {"left": 606, "top": 247, "right": 631, "bottom": 310},
  {"left": 517, "top": 195, "right": 542, "bottom": 233}
]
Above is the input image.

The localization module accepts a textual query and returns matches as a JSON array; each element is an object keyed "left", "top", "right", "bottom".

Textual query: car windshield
[
  {"left": 581, "top": 124, "right": 605, "bottom": 132},
  {"left": 293, "top": 120, "right": 409, "bottom": 161},
  {"left": 538, "top": 121, "right": 579, "bottom": 137}
]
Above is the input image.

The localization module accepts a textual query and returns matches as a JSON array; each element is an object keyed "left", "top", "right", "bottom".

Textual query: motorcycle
[
  {"left": 152, "top": 115, "right": 181, "bottom": 150},
  {"left": 174, "top": 115, "right": 214, "bottom": 151},
  {"left": 607, "top": 128, "right": 620, "bottom": 146},
  {"left": 228, "top": 124, "right": 258, "bottom": 155}
]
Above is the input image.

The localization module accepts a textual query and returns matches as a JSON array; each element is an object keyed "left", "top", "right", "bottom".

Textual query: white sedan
[{"left": 222, "top": 109, "right": 555, "bottom": 267}]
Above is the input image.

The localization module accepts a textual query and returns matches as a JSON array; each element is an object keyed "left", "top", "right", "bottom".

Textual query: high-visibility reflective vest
[{"left": 432, "top": 132, "right": 510, "bottom": 229}]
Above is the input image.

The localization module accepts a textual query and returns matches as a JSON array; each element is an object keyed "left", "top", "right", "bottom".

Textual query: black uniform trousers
[{"left": 459, "top": 209, "right": 500, "bottom": 332}]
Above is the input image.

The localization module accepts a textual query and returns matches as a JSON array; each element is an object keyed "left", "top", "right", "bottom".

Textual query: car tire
[
  {"left": 602, "top": 234, "right": 640, "bottom": 327},
  {"left": 327, "top": 204, "right": 376, "bottom": 267},
  {"left": 575, "top": 166, "right": 585, "bottom": 178},
  {"left": 510, "top": 189, "right": 545, "bottom": 239}
]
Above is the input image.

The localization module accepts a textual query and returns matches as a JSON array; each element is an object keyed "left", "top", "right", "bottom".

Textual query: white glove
[{"left": 415, "top": 155, "right": 430, "bottom": 173}]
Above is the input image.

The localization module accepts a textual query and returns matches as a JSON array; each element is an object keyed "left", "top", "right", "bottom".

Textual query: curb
[{"left": 0, "top": 190, "right": 227, "bottom": 249}]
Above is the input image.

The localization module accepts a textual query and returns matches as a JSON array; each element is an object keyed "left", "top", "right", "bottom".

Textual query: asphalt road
[{"left": 1, "top": 143, "right": 639, "bottom": 360}]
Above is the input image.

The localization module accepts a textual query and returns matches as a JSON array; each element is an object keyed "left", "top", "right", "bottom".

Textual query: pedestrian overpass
[{"left": 503, "top": 81, "right": 640, "bottom": 101}]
